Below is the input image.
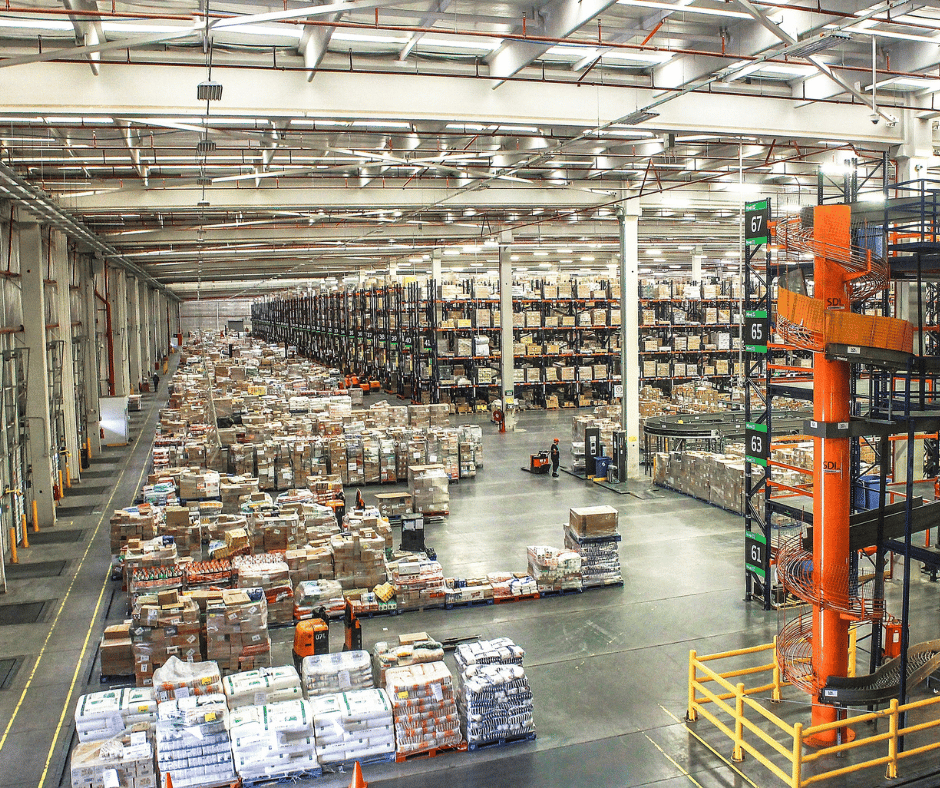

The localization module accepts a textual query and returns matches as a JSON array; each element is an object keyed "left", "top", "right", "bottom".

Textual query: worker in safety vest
[{"left": 550, "top": 438, "right": 560, "bottom": 477}]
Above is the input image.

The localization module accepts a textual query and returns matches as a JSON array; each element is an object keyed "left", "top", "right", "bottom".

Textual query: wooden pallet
[{"left": 395, "top": 741, "right": 468, "bottom": 763}]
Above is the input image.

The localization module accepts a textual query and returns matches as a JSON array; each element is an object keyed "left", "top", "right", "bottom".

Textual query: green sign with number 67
[{"left": 745, "top": 199, "right": 769, "bottom": 246}]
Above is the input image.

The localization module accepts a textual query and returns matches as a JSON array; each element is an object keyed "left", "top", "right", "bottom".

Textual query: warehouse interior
[{"left": 4, "top": 2, "right": 940, "bottom": 788}]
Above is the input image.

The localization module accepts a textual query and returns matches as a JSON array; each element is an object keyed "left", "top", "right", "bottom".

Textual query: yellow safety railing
[{"left": 686, "top": 636, "right": 940, "bottom": 787}]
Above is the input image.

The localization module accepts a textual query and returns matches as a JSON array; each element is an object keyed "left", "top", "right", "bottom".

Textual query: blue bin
[
  {"left": 854, "top": 474, "right": 885, "bottom": 510},
  {"left": 594, "top": 456, "right": 611, "bottom": 478}
]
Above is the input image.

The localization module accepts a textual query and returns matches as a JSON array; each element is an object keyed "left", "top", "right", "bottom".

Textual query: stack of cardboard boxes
[
  {"left": 130, "top": 592, "right": 201, "bottom": 688},
  {"left": 204, "top": 588, "right": 272, "bottom": 674}
]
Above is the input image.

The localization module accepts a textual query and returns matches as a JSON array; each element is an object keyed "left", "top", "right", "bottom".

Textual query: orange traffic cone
[
  {"left": 165, "top": 774, "right": 173, "bottom": 788},
  {"left": 349, "top": 761, "right": 368, "bottom": 788}
]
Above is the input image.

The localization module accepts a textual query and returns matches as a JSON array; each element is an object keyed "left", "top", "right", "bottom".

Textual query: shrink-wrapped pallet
[
  {"left": 228, "top": 700, "right": 319, "bottom": 782},
  {"left": 294, "top": 579, "right": 344, "bottom": 620},
  {"left": 222, "top": 665, "right": 303, "bottom": 709},
  {"left": 302, "top": 650, "right": 373, "bottom": 697},
  {"left": 309, "top": 689, "right": 395, "bottom": 766},
  {"left": 70, "top": 724, "right": 157, "bottom": 788},
  {"left": 385, "top": 661, "right": 461, "bottom": 756},
  {"left": 74, "top": 688, "right": 158, "bottom": 743}
]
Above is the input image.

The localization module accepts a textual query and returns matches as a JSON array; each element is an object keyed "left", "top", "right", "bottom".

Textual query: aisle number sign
[
  {"left": 745, "top": 530, "right": 766, "bottom": 579},
  {"left": 744, "top": 309, "right": 769, "bottom": 354},
  {"left": 745, "top": 199, "right": 770, "bottom": 246},
  {"left": 745, "top": 421, "right": 768, "bottom": 466}
]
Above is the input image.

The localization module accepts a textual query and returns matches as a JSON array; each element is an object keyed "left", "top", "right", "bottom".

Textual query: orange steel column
[{"left": 809, "top": 204, "right": 853, "bottom": 740}]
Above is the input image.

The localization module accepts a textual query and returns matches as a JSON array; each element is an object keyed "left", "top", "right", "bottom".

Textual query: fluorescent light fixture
[
  {"left": 616, "top": 0, "right": 751, "bottom": 19},
  {"left": 782, "top": 32, "right": 851, "bottom": 59},
  {"left": 351, "top": 120, "right": 412, "bottom": 129},
  {"left": 821, "top": 162, "right": 851, "bottom": 176},
  {"left": 44, "top": 116, "right": 113, "bottom": 124},
  {"left": 443, "top": 249, "right": 460, "bottom": 256},
  {"left": 408, "top": 256, "right": 422, "bottom": 263},
  {"left": 539, "top": 262, "right": 552, "bottom": 268},
  {"left": 581, "top": 255, "right": 595, "bottom": 261},
  {"left": 332, "top": 32, "right": 406, "bottom": 44},
  {"left": 560, "top": 259, "right": 573, "bottom": 264},
  {"left": 620, "top": 110, "right": 659, "bottom": 125},
  {"left": 463, "top": 244, "right": 481, "bottom": 253},
  {"left": 510, "top": 255, "right": 520, "bottom": 261},
  {"left": 534, "top": 251, "right": 549, "bottom": 257},
  {"left": 421, "top": 36, "right": 499, "bottom": 51}
]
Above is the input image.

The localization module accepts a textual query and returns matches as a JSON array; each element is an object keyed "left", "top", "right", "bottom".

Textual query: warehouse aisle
[{"left": 0, "top": 364, "right": 176, "bottom": 788}]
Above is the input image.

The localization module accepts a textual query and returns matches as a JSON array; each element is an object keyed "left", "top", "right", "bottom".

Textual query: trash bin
[
  {"left": 594, "top": 456, "right": 611, "bottom": 478},
  {"left": 854, "top": 474, "right": 885, "bottom": 509}
]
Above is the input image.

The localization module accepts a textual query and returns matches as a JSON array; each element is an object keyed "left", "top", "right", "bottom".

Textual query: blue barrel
[{"left": 594, "top": 456, "right": 612, "bottom": 478}]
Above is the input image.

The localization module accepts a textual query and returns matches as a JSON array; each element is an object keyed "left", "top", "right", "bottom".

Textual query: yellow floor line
[
  {"left": 0, "top": 393, "right": 158, "bottom": 770},
  {"left": 660, "top": 705, "right": 761, "bottom": 788},
  {"left": 35, "top": 406, "right": 161, "bottom": 788},
  {"left": 645, "top": 733, "right": 705, "bottom": 788}
]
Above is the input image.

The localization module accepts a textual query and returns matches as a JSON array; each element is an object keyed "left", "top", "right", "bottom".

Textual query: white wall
[{"left": 179, "top": 298, "right": 253, "bottom": 336}]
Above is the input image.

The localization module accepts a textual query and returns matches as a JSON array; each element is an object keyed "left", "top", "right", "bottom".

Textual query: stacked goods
[
  {"left": 564, "top": 528, "right": 622, "bottom": 587},
  {"left": 248, "top": 511, "right": 303, "bottom": 553},
  {"left": 70, "top": 724, "right": 157, "bottom": 788},
  {"left": 487, "top": 572, "right": 538, "bottom": 601},
  {"left": 205, "top": 588, "right": 272, "bottom": 674},
  {"left": 444, "top": 577, "right": 493, "bottom": 606},
  {"left": 100, "top": 622, "right": 135, "bottom": 677},
  {"left": 386, "top": 661, "right": 462, "bottom": 756},
  {"left": 372, "top": 633, "right": 445, "bottom": 687},
  {"left": 74, "top": 688, "right": 158, "bottom": 743},
  {"left": 652, "top": 451, "right": 765, "bottom": 516},
  {"left": 296, "top": 502, "right": 340, "bottom": 543},
  {"left": 121, "top": 538, "right": 177, "bottom": 590},
  {"left": 228, "top": 700, "right": 319, "bottom": 782},
  {"left": 294, "top": 580, "right": 345, "bottom": 619},
  {"left": 184, "top": 559, "right": 234, "bottom": 591},
  {"left": 131, "top": 594, "right": 201, "bottom": 687},
  {"left": 525, "top": 546, "right": 583, "bottom": 593},
  {"left": 110, "top": 507, "right": 158, "bottom": 555},
  {"left": 233, "top": 556, "right": 293, "bottom": 625},
  {"left": 155, "top": 692, "right": 236, "bottom": 788},
  {"left": 128, "top": 565, "right": 184, "bottom": 606},
  {"left": 152, "top": 656, "right": 223, "bottom": 701},
  {"left": 331, "top": 531, "right": 386, "bottom": 591},
  {"left": 343, "top": 507, "right": 394, "bottom": 549},
  {"left": 178, "top": 470, "right": 221, "bottom": 500},
  {"left": 284, "top": 547, "right": 334, "bottom": 585},
  {"left": 302, "top": 650, "right": 373, "bottom": 697},
  {"left": 223, "top": 666, "right": 303, "bottom": 709},
  {"left": 141, "top": 481, "right": 177, "bottom": 506},
  {"left": 455, "top": 638, "right": 535, "bottom": 746},
  {"left": 387, "top": 556, "right": 445, "bottom": 610},
  {"left": 375, "top": 492, "right": 412, "bottom": 520},
  {"left": 161, "top": 506, "right": 198, "bottom": 558},
  {"left": 219, "top": 475, "right": 259, "bottom": 513},
  {"left": 309, "top": 689, "right": 395, "bottom": 766},
  {"left": 568, "top": 505, "right": 619, "bottom": 537},
  {"left": 408, "top": 464, "right": 449, "bottom": 515}
]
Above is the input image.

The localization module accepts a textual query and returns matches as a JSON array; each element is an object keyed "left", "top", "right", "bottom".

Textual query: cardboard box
[{"left": 569, "top": 505, "right": 618, "bottom": 536}]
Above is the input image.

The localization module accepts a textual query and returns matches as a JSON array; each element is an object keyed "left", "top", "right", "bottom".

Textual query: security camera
[{"left": 870, "top": 112, "right": 880, "bottom": 125}]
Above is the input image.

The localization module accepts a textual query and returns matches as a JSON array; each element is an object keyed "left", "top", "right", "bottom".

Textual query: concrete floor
[{"left": 2, "top": 391, "right": 940, "bottom": 788}]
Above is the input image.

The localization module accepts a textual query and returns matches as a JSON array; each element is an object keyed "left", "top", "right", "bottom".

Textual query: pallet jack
[
  {"left": 344, "top": 598, "right": 362, "bottom": 652},
  {"left": 528, "top": 451, "right": 551, "bottom": 474},
  {"left": 292, "top": 605, "right": 329, "bottom": 671}
]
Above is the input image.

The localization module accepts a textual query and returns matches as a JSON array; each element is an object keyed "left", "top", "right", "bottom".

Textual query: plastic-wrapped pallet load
[
  {"left": 454, "top": 638, "right": 535, "bottom": 748},
  {"left": 222, "top": 666, "right": 303, "bottom": 709},
  {"left": 152, "top": 656, "right": 223, "bottom": 702},
  {"left": 525, "top": 546, "right": 583, "bottom": 593},
  {"left": 386, "top": 661, "right": 462, "bottom": 757},
  {"left": 310, "top": 688, "right": 395, "bottom": 766},
  {"left": 564, "top": 526, "right": 622, "bottom": 587},
  {"left": 131, "top": 595, "right": 201, "bottom": 688},
  {"left": 155, "top": 693, "right": 236, "bottom": 788},
  {"left": 407, "top": 464, "right": 449, "bottom": 516},
  {"left": 372, "top": 634, "right": 444, "bottom": 687},
  {"left": 204, "top": 588, "right": 271, "bottom": 674},
  {"left": 302, "top": 650, "right": 373, "bottom": 697},
  {"left": 387, "top": 555, "right": 446, "bottom": 611},
  {"left": 229, "top": 699, "right": 319, "bottom": 783},
  {"left": 74, "top": 688, "right": 159, "bottom": 743},
  {"left": 233, "top": 556, "right": 294, "bottom": 625},
  {"left": 70, "top": 724, "right": 157, "bottom": 788},
  {"left": 294, "top": 579, "right": 345, "bottom": 620}
]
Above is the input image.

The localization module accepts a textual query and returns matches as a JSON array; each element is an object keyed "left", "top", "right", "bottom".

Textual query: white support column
[
  {"left": 19, "top": 223, "right": 56, "bottom": 527},
  {"left": 126, "top": 276, "right": 141, "bottom": 393},
  {"left": 617, "top": 204, "right": 642, "bottom": 479},
  {"left": 108, "top": 266, "right": 130, "bottom": 396},
  {"left": 692, "top": 247, "right": 704, "bottom": 283},
  {"left": 51, "top": 231, "right": 80, "bottom": 483},
  {"left": 431, "top": 249, "right": 442, "bottom": 284},
  {"left": 498, "top": 231, "right": 516, "bottom": 430},
  {"left": 138, "top": 281, "right": 152, "bottom": 379},
  {"left": 81, "top": 255, "right": 101, "bottom": 456}
]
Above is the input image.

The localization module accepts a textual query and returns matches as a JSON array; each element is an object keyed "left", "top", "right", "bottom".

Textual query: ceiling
[{"left": 0, "top": 0, "right": 934, "bottom": 297}]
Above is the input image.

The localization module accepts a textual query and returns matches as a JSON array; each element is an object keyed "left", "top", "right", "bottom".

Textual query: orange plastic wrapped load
[{"left": 385, "top": 661, "right": 462, "bottom": 755}]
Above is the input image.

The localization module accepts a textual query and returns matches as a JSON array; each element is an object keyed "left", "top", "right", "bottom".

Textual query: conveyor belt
[
  {"left": 643, "top": 409, "right": 811, "bottom": 441},
  {"left": 819, "top": 639, "right": 940, "bottom": 707}
]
